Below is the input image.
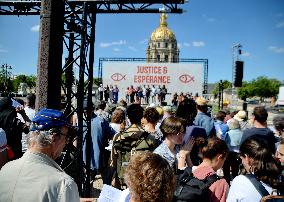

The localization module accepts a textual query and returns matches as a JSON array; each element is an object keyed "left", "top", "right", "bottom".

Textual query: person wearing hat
[
  {"left": 0, "top": 108, "right": 81, "bottom": 202},
  {"left": 233, "top": 110, "right": 250, "bottom": 131},
  {"left": 193, "top": 97, "right": 216, "bottom": 137}
]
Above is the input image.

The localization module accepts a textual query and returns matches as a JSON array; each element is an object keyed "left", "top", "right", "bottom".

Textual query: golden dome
[{"left": 150, "top": 13, "right": 176, "bottom": 41}]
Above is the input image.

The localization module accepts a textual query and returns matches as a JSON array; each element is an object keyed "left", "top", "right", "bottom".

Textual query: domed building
[{"left": 146, "top": 13, "right": 179, "bottom": 63}]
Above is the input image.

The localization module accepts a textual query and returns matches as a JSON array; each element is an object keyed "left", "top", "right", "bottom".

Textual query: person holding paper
[{"left": 154, "top": 116, "right": 195, "bottom": 171}]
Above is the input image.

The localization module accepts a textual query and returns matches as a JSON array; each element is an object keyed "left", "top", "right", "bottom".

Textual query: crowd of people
[
  {"left": 98, "top": 84, "right": 169, "bottom": 105},
  {"left": 0, "top": 93, "right": 283, "bottom": 201}
]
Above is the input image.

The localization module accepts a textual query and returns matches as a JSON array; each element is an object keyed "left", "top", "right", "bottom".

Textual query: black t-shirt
[{"left": 241, "top": 127, "right": 277, "bottom": 153}]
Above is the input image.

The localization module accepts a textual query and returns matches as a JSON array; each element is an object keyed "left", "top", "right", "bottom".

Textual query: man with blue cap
[{"left": 0, "top": 108, "right": 81, "bottom": 202}]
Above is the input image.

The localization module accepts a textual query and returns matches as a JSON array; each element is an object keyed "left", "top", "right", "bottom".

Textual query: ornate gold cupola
[{"left": 146, "top": 13, "right": 179, "bottom": 63}]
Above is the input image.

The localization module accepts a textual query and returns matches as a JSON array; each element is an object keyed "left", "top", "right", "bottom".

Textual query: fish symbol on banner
[
  {"left": 179, "top": 74, "right": 195, "bottom": 83},
  {"left": 111, "top": 73, "right": 126, "bottom": 81}
]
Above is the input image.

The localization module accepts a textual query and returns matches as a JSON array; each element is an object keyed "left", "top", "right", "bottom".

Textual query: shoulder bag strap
[
  {"left": 245, "top": 174, "right": 269, "bottom": 197},
  {"left": 133, "top": 131, "right": 150, "bottom": 148},
  {"left": 200, "top": 174, "right": 220, "bottom": 190}
]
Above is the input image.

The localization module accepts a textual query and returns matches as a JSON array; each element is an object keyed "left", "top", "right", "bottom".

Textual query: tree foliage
[
  {"left": 0, "top": 65, "right": 13, "bottom": 93},
  {"left": 93, "top": 77, "right": 102, "bottom": 87},
  {"left": 237, "top": 81, "right": 253, "bottom": 100},
  {"left": 0, "top": 74, "right": 5, "bottom": 92},
  {"left": 237, "top": 76, "right": 281, "bottom": 100},
  {"left": 12, "top": 74, "right": 36, "bottom": 92},
  {"left": 26, "top": 75, "right": 37, "bottom": 88}
]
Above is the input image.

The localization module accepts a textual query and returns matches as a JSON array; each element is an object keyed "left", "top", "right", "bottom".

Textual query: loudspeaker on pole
[{"left": 234, "top": 61, "right": 243, "bottom": 87}]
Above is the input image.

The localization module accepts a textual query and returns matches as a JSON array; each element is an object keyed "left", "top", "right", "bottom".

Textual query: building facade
[{"left": 146, "top": 13, "right": 179, "bottom": 63}]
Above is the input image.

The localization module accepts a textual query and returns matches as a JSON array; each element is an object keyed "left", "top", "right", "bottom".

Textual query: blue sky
[{"left": 0, "top": 0, "right": 284, "bottom": 83}]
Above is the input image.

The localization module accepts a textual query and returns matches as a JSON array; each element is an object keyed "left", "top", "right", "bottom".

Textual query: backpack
[
  {"left": 173, "top": 167, "right": 220, "bottom": 202},
  {"left": 112, "top": 128, "right": 156, "bottom": 188}
]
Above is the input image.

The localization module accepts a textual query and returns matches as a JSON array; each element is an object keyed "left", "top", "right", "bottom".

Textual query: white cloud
[
  {"left": 202, "top": 14, "right": 217, "bottom": 22},
  {"left": 112, "top": 40, "right": 126, "bottom": 45},
  {"left": 113, "top": 48, "right": 120, "bottom": 52},
  {"left": 241, "top": 52, "right": 251, "bottom": 57},
  {"left": 277, "top": 13, "right": 283, "bottom": 17},
  {"left": 31, "top": 24, "right": 40, "bottom": 32},
  {"left": 99, "top": 40, "right": 126, "bottom": 48},
  {"left": 208, "top": 18, "right": 216, "bottom": 22},
  {"left": 192, "top": 41, "right": 205, "bottom": 47},
  {"left": 276, "top": 21, "right": 284, "bottom": 28},
  {"left": 139, "top": 39, "right": 148, "bottom": 44},
  {"left": 100, "top": 43, "right": 112, "bottom": 48},
  {"left": 128, "top": 46, "right": 138, "bottom": 52},
  {"left": 268, "top": 46, "right": 284, "bottom": 53},
  {"left": 183, "top": 42, "right": 191, "bottom": 47},
  {"left": 177, "top": 43, "right": 182, "bottom": 48}
]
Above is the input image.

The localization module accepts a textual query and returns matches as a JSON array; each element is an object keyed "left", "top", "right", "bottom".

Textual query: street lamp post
[
  {"left": 0, "top": 64, "right": 12, "bottom": 94},
  {"left": 218, "top": 80, "right": 224, "bottom": 110}
]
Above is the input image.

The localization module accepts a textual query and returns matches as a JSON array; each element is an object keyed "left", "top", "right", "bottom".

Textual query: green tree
[
  {"left": 237, "top": 81, "right": 254, "bottom": 100},
  {"left": 12, "top": 75, "right": 36, "bottom": 92},
  {"left": 237, "top": 77, "right": 281, "bottom": 101},
  {"left": 26, "top": 75, "right": 36, "bottom": 88},
  {"left": 251, "top": 76, "right": 281, "bottom": 100},
  {"left": 93, "top": 77, "right": 102, "bottom": 87},
  {"left": 12, "top": 75, "right": 27, "bottom": 91},
  {"left": 212, "top": 80, "right": 231, "bottom": 97},
  {"left": 0, "top": 79, "right": 14, "bottom": 95},
  {"left": 0, "top": 64, "right": 13, "bottom": 94},
  {"left": 0, "top": 74, "right": 5, "bottom": 92}
]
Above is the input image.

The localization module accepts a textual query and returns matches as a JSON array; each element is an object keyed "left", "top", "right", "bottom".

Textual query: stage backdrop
[{"left": 102, "top": 62, "right": 204, "bottom": 102}]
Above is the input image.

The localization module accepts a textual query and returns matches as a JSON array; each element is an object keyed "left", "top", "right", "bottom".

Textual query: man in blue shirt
[
  {"left": 214, "top": 110, "right": 229, "bottom": 140},
  {"left": 83, "top": 104, "right": 115, "bottom": 184},
  {"left": 193, "top": 97, "right": 216, "bottom": 137}
]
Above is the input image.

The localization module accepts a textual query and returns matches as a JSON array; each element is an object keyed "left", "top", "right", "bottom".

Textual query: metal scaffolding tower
[{"left": 0, "top": 0, "right": 185, "bottom": 196}]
